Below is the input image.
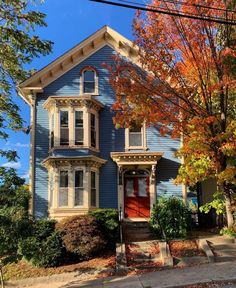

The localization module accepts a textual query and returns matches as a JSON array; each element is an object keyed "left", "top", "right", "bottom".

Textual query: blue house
[{"left": 19, "top": 26, "right": 184, "bottom": 220}]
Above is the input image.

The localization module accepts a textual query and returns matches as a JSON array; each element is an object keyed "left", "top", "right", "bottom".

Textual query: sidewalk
[{"left": 6, "top": 261, "right": 236, "bottom": 288}]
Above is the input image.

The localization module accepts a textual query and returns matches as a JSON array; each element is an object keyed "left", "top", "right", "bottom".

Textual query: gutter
[{"left": 29, "top": 93, "right": 36, "bottom": 215}]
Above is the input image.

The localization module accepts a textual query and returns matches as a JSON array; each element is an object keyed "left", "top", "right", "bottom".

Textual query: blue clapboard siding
[{"left": 34, "top": 44, "right": 181, "bottom": 217}]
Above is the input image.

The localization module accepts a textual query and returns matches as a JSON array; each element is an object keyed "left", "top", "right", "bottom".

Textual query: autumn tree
[
  {"left": 108, "top": 0, "right": 236, "bottom": 227},
  {"left": 0, "top": 0, "right": 52, "bottom": 161}
]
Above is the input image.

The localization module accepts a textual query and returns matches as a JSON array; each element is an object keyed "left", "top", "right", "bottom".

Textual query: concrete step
[
  {"left": 213, "top": 244, "right": 236, "bottom": 250},
  {"left": 215, "top": 256, "right": 236, "bottom": 262},
  {"left": 207, "top": 236, "right": 235, "bottom": 244},
  {"left": 132, "top": 256, "right": 161, "bottom": 263}
]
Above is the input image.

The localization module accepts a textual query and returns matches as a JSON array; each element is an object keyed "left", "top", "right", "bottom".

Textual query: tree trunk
[{"left": 224, "top": 192, "right": 234, "bottom": 228}]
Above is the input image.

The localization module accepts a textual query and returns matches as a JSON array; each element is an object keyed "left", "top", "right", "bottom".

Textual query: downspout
[{"left": 29, "top": 92, "right": 36, "bottom": 215}]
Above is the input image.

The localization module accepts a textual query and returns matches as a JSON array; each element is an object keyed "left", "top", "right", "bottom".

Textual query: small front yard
[
  {"left": 3, "top": 251, "right": 116, "bottom": 281},
  {"left": 169, "top": 240, "right": 205, "bottom": 258}
]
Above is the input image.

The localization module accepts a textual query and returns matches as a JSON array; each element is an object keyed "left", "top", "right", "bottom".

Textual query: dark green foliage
[
  {"left": 90, "top": 208, "right": 119, "bottom": 248},
  {"left": 150, "top": 197, "right": 191, "bottom": 239},
  {"left": 56, "top": 215, "right": 106, "bottom": 260},
  {"left": 0, "top": 168, "right": 31, "bottom": 265},
  {"left": 0, "top": 0, "right": 52, "bottom": 161},
  {"left": 20, "top": 219, "right": 65, "bottom": 268}
]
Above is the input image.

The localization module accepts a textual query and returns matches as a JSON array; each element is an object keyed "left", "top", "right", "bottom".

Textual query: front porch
[{"left": 111, "top": 152, "right": 163, "bottom": 220}]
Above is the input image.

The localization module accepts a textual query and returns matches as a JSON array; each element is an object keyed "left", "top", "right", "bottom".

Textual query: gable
[{"left": 18, "top": 26, "right": 138, "bottom": 105}]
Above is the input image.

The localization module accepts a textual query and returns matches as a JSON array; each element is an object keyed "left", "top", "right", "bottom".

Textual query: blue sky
[{"left": 1, "top": 0, "right": 136, "bottom": 182}]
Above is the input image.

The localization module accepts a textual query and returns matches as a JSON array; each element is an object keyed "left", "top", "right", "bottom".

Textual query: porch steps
[
  {"left": 125, "top": 240, "right": 162, "bottom": 269},
  {"left": 122, "top": 221, "right": 154, "bottom": 242},
  {"left": 207, "top": 236, "right": 236, "bottom": 263}
]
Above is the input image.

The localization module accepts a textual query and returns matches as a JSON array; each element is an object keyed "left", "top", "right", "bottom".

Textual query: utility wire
[
  {"left": 118, "top": 0, "right": 235, "bottom": 22},
  {"left": 118, "top": 0, "right": 236, "bottom": 13},
  {"left": 90, "top": 0, "right": 236, "bottom": 25}
]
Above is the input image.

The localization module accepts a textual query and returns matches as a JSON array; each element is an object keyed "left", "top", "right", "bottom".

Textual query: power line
[
  {"left": 90, "top": 0, "right": 236, "bottom": 25},
  {"left": 118, "top": 0, "right": 235, "bottom": 22},
  {"left": 118, "top": 0, "right": 236, "bottom": 13}
]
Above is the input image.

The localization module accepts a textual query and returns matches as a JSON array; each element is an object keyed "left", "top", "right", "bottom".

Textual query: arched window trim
[{"left": 80, "top": 66, "right": 99, "bottom": 95}]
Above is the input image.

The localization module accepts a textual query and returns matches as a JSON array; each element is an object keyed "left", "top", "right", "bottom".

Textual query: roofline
[{"left": 19, "top": 25, "right": 134, "bottom": 89}]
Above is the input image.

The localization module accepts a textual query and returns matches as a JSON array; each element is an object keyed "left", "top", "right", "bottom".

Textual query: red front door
[{"left": 124, "top": 176, "right": 150, "bottom": 218}]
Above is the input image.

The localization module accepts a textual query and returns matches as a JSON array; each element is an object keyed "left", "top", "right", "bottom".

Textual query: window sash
[
  {"left": 75, "top": 111, "right": 84, "bottom": 145},
  {"left": 59, "top": 171, "right": 68, "bottom": 207},
  {"left": 91, "top": 171, "right": 96, "bottom": 206},
  {"left": 91, "top": 113, "right": 96, "bottom": 148},
  {"left": 129, "top": 132, "right": 142, "bottom": 147},
  {"left": 75, "top": 170, "right": 84, "bottom": 206},
  {"left": 60, "top": 111, "right": 69, "bottom": 145}
]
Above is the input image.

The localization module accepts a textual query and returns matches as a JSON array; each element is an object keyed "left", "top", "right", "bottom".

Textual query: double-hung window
[
  {"left": 75, "top": 111, "right": 84, "bottom": 145},
  {"left": 129, "top": 122, "right": 142, "bottom": 147},
  {"left": 74, "top": 170, "right": 84, "bottom": 206},
  {"left": 60, "top": 111, "right": 69, "bottom": 145},
  {"left": 83, "top": 70, "right": 95, "bottom": 94},
  {"left": 91, "top": 171, "right": 96, "bottom": 207},
  {"left": 91, "top": 113, "right": 96, "bottom": 148},
  {"left": 59, "top": 170, "right": 68, "bottom": 207}
]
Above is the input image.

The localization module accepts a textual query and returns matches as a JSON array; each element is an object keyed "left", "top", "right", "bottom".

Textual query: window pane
[
  {"left": 60, "top": 128, "right": 69, "bottom": 145},
  {"left": 130, "top": 123, "right": 141, "bottom": 133},
  {"left": 59, "top": 188, "right": 68, "bottom": 207},
  {"left": 84, "top": 82, "right": 95, "bottom": 93},
  {"left": 59, "top": 171, "right": 68, "bottom": 207},
  {"left": 75, "top": 170, "right": 83, "bottom": 188},
  {"left": 75, "top": 111, "right": 83, "bottom": 127},
  {"left": 129, "top": 132, "right": 142, "bottom": 146},
  {"left": 91, "top": 114, "right": 96, "bottom": 147},
  {"left": 126, "top": 179, "right": 134, "bottom": 197},
  {"left": 60, "top": 111, "right": 69, "bottom": 145},
  {"left": 75, "top": 188, "right": 83, "bottom": 206},
  {"left": 75, "top": 111, "right": 84, "bottom": 145},
  {"left": 60, "top": 171, "right": 68, "bottom": 187},
  {"left": 60, "top": 111, "right": 68, "bottom": 127},
  {"left": 138, "top": 178, "right": 147, "bottom": 197},
  {"left": 91, "top": 171, "right": 96, "bottom": 206},
  {"left": 75, "top": 128, "right": 84, "bottom": 145},
  {"left": 84, "top": 70, "right": 95, "bottom": 82}
]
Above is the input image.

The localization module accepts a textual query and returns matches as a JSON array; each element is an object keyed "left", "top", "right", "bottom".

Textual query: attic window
[{"left": 81, "top": 67, "right": 98, "bottom": 95}]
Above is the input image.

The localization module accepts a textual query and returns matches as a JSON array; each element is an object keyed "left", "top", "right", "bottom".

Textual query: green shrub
[
  {"left": 150, "top": 197, "right": 191, "bottom": 239},
  {"left": 90, "top": 208, "right": 119, "bottom": 247},
  {"left": 220, "top": 226, "right": 236, "bottom": 238},
  {"left": 56, "top": 215, "right": 106, "bottom": 260},
  {"left": 20, "top": 219, "right": 65, "bottom": 268}
]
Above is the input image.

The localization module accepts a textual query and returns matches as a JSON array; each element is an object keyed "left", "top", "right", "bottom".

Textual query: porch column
[
  {"left": 117, "top": 165, "right": 124, "bottom": 219},
  {"left": 150, "top": 164, "right": 157, "bottom": 208}
]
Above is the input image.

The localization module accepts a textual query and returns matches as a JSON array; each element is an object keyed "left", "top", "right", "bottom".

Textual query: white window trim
[
  {"left": 125, "top": 124, "right": 147, "bottom": 150},
  {"left": 80, "top": 68, "right": 99, "bottom": 95}
]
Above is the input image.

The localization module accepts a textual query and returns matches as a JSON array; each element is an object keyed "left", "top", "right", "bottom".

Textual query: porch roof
[
  {"left": 110, "top": 152, "right": 163, "bottom": 166},
  {"left": 42, "top": 155, "right": 106, "bottom": 169}
]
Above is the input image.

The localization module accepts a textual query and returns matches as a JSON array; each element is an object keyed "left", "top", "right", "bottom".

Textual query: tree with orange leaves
[{"left": 108, "top": 0, "right": 236, "bottom": 227}]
